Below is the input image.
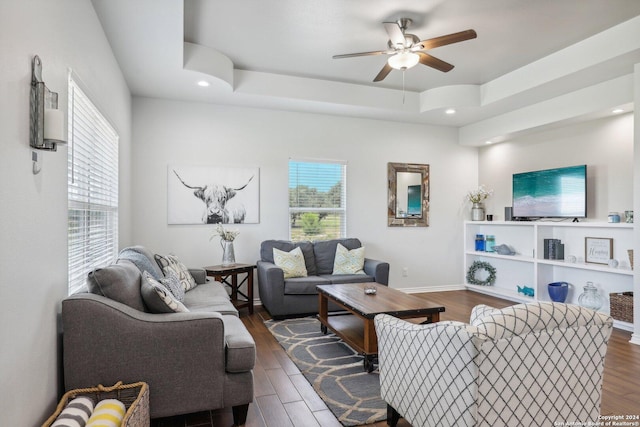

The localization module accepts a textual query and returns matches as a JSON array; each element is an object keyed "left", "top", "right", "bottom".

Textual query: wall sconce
[{"left": 30, "top": 55, "right": 66, "bottom": 151}]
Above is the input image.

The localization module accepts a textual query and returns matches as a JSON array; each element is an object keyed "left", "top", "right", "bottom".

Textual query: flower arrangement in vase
[
  {"left": 466, "top": 185, "right": 493, "bottom": 221},
  {"left": 210, "top": 224, "right": 239, "bottom": 265}
]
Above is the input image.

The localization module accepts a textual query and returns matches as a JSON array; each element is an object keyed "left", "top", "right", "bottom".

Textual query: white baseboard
[
  {"left": 630, "top": 332, "right": 640, "bottom": 346},
  {"left": 397, "top": 284, "right": 466, "bottom": 294}
]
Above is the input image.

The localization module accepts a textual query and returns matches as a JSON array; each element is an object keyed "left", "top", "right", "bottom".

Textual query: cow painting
[{"left": 170, "top": 168, "right": 258, "bottom": 224}]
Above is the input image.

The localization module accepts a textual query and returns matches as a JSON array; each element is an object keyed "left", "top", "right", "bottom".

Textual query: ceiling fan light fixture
[{"left": 388, "top": 51, "right": 419, "bottom": 70}]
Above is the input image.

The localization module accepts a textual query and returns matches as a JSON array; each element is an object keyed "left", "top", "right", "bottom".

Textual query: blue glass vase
[{"left": 547, "top": 282, "right": 569, "bottom": 303}]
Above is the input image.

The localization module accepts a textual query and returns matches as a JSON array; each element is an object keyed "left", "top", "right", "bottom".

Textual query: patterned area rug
[{"left": 265, "top": 317, "right": 386, "bottom": 426}]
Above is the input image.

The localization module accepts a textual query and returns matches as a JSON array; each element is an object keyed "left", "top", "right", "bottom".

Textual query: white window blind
[
  {"left": 289, "top": 159, "right": 347, "bottom": 241},
  {"left": 67, "top": 77, "right": 119, "bottom": 294}
]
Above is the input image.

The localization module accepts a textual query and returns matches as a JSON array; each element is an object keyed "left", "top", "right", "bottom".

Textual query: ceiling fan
[{"left": 333, "top": 18, "right": 477, "bottom": 82}]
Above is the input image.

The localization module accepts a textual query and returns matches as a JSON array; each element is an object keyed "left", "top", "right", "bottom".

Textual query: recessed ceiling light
[
  {"left": 445, "top": 108, "right": 456, "bottom": 115},
  {"left": 197, "top": 80, "right": 210, "bottom": 87},
  {"left": 485, "top": 140, "right": 493, "bottom": 144},
  {"left": 612, "top": 108, "right": 624, "bottom": 114}
]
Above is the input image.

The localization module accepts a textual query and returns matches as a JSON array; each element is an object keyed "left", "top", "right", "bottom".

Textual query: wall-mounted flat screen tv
[{"left": 512, "top": 165, "right": 587, "bottom": 219}]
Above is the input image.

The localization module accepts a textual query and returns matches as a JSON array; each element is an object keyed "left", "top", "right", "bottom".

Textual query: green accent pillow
[
  {"left": 273, "top": 246, "right": 308, "bottom": 279},
  {"left": 333, "top": 243, "right": 365, "bottom": 274}
]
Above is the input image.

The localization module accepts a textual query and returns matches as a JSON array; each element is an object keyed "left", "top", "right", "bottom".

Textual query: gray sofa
[
  {"left": 257, "top": 238, "right": 389, "bottom": 318},
  {"left": 61, "top": 246, "right": 255, "bottom": 425}
]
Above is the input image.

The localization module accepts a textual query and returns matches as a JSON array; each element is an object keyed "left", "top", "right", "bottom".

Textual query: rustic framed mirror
[{"left": 387, "top": 162, "right": 430, "bottom": 227}]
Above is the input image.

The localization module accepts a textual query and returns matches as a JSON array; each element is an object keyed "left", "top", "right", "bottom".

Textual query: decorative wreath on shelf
[{"left": 466, "top": 260, "right": 497, "bottom": 286}]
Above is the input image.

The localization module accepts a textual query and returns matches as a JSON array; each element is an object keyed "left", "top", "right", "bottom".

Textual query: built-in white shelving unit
[{"left": 464, "top": 221, "right": 634, "bottom": 331}]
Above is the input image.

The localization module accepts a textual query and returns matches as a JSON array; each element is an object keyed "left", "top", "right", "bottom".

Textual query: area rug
[{"left": 265, "top": 317, "right": 386, "bottom": 426}]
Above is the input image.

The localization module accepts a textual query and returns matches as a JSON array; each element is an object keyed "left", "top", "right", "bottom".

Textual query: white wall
[
  {"left": 131, "top": 97, "right": 478, "bottom": 293},
  {"left": 478, "top": 113, "right": 634, "bottom": 221},
  {"left": 0, "top": 1, "right": 131, "bottom": 425}
]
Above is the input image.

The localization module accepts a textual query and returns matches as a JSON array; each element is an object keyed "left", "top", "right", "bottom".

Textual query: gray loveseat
[
  {"left": 61, "top": 246, "right": 255, "bottom": 425},
  {"left": 257, "top": 238, "right": 389, "bottom": 318}
]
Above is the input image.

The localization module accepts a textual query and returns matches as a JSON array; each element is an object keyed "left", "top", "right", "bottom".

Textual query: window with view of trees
[
  {"left": 289, "top": 160, "right": 347, "bottom": 241},
  {"left": 67, "top": 77, "right": 119, "bottom": 294}
]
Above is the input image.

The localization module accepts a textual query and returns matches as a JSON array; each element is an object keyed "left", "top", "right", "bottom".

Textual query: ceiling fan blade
[
  {"left": 373, "top": 63, "right": 393, "bottom": 82},
  {"left": 417, "top": 29, "right": 477, "bottom": 50},
  {"left": 418, "top": 52, "right": 454, "bottom": 72},
  {"left": 383, "top": 22, "right": 406, "bottom": 47},
  {"left": 332, "top": 50, "right": 388, "bottom": 59}
]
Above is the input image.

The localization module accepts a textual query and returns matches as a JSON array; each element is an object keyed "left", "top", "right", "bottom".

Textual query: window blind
[
  {"left": 288, "top": 159, "right": 347, "bottom": 241},
  {"left": 67, "top": 77, "right": 119, "bottom": 294}
]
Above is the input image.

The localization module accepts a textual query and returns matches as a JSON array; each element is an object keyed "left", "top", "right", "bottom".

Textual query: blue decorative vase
[{"left": 548, "top": 282, "right": 569, "bottom": 303}]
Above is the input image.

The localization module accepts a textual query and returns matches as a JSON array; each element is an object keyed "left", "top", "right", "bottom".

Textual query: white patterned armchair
[{"left": 374, "top": 302, "right": 613, "bottom": 427}]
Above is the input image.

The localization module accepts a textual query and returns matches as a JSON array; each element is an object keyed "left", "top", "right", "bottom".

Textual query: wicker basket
[
  {"left": 42, "top": 381, "right": 149, "bottom": 427},
  {"left": 628, "top": 249, "right": 634, "bottom": 270},
  {"left": 610, "top": 292, "right": 634, "bottom": 324}
]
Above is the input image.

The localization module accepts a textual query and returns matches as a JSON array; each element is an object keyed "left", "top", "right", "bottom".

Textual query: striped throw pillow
[
  {"left": 51, "top": 396, "right": 94, "bottom": 427},
  {"left": 86, "top": 399, "right": 125, "bottom": 427}
]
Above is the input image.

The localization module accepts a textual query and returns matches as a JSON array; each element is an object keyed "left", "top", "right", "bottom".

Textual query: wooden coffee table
[{"left": 317, "top": 283, "right": 445, "bottom": 372}]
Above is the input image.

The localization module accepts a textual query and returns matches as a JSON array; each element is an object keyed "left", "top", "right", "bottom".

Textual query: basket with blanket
[{"left": 42, "top": 381, "right": 149, "bottom": 427}]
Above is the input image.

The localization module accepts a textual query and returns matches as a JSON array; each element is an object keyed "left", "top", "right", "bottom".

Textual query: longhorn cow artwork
[{"left": 168, "top": 165, "right": 259, "bottom": 224}]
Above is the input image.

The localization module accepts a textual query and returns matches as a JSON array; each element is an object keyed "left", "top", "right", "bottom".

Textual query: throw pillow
[
  {"left": 273, "top": 246, "right": 308, "bottom": 279},
  {"left": 86, "top": 260, "right": 146, "bottom": 312},
  {"left": 50, "top": 396, "right": 94, "bottom": 427},
  {"left": 141, "top": 271, "right": 189, "bottom": 313},
  {"left": 154, "top": 253, "right": 197, "bottom": 291},
  {"left": 86, "top": 399, "right": 125, "bottom": 427},
  {"left": 332, "top": 243, "right": 365, "bottom": 274},
  {"left": 161, "top": 270, "right": 185, "bottom": 302}
]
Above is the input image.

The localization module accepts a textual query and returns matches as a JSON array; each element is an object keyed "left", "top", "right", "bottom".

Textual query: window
[
  {"left": 288, "top": 159, "right": 346, "bottom": 241},
  {"left": 67, "top": 77, "right": 119, "bottom": 294}
]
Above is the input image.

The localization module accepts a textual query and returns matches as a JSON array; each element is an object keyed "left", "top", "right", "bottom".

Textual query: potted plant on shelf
[{"left": 466, "top": 185, "right": 493, "bottom": 221}]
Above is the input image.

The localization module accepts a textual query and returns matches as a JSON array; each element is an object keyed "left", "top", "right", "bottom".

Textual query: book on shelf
[{"left": 543, "top": 239, "right": 564, "bottom": 260}]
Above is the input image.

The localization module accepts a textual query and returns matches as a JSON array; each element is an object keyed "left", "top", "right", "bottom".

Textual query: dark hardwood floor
[{"left": 151, "top": 290, "right": 640, "bottom": 427}]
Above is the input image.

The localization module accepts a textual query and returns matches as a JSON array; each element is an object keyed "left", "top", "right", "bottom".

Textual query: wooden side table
[{"left": 204, "top": 263, "right": 256, "bottom": 315}]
